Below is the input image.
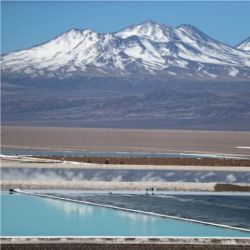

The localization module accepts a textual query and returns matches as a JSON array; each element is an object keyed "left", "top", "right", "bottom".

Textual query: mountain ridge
[
  {"left": 2, "top": 20, "right": 250, "bottom": 81},
  {"left": 2, "top": 21, "right": 250, "bottom": 129},
  {"left": 237, "top": 37, "right": 250, "bottom": 51}
]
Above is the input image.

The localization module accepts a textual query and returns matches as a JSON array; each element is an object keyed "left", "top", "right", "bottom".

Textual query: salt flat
[
  {"left": 0, "top": 180, "right": 216, "bottom": 191},
  {"left": 1, "top": 156, "right": 249, "bottom": 171},
  {"left": 2, "top": 126, "right": 250, "bottom": 155}
]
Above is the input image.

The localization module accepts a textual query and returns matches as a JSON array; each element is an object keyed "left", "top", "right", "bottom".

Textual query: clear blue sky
[{"left": 1, "top": 1, "right": 250, "bottom": 54}]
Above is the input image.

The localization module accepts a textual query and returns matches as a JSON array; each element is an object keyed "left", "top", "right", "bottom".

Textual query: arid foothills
[{"left": 2, "top": 21, "right": 250, "bottom": 130}]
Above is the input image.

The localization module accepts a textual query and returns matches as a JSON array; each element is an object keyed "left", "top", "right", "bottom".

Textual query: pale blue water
[
  {"left": 1, "top": 167, "right": 250, "bottom": 183},
  {"left": 1, "top": 194, "right": 250, "bottom": 237},
  {"left": 2, "top": 149, "right": 249, "bottom": 159}
]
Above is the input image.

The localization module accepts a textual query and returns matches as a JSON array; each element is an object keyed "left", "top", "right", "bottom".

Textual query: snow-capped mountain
[
  {"left": 237, "top": 37, "right": 250, "bottom": 52},
  {"left": 2, "top": 20, "right": 250, "bottom": 80}
]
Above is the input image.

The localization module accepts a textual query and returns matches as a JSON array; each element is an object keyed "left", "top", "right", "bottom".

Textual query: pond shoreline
[{"left": 1, "top": 237, "right": 250, "bottom": 250}]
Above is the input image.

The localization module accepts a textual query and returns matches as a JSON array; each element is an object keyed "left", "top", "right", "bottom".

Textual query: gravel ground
[{"left": 33, "top": 156, "right": 250, "bottom": 167}]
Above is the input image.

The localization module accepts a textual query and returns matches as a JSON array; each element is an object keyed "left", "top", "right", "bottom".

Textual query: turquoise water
[{"left": 1, "top": 194, "right": 250, "bottom": 237}]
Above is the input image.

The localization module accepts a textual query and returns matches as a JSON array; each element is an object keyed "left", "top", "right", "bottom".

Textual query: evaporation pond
[{"left": 1, "top": 193, "right": 250, "bottom": 237}]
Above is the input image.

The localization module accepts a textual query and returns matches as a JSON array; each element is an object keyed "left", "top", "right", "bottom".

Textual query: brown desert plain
[{"left": 2, "top": 125, "right": 250, "bottom": 155}]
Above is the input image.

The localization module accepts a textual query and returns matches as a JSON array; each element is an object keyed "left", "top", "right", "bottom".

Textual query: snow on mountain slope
[
  {"left": 237, "top": 37, "right": 250, "bottom": 51},
  {"left": 1, "top": 21, "right": 250, "bottom": 80},
  {"left": 175, "top": 25, "right": 250, "bottom": 66},
  {"left": 116, "top": 20, "right": 175, "bottom": 43}
]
